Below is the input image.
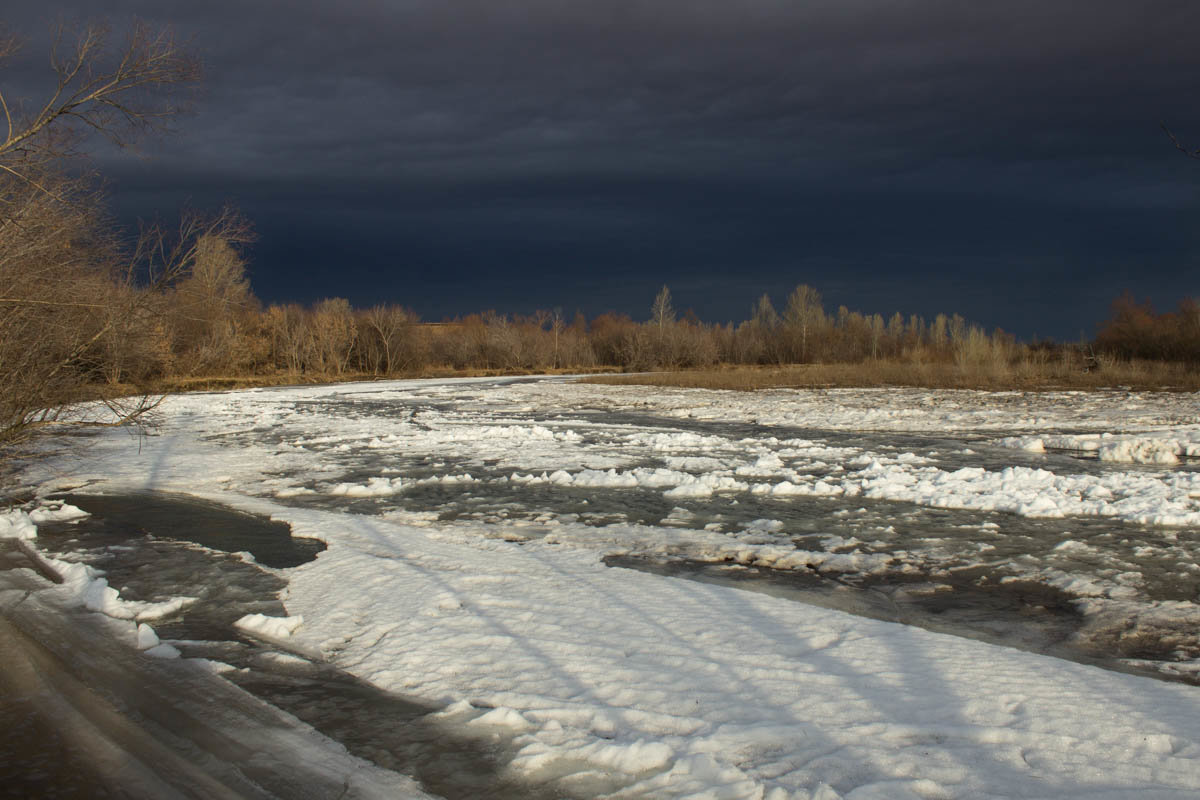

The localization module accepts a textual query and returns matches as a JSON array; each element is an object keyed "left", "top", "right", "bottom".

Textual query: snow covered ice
[{"left": 10, "top": 376, "right": 1200, "bottom": 798}]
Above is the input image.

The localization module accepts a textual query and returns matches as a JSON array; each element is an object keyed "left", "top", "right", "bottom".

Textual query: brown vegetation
[
  {"left": 0, "top": 20, "right": 208, "bottom": 445},
  {"left": 583, "top": 359, "right": 1200, "bottom": 393},
  {"left": 1095, "top": 293, "right": 1200, "bottom": 364},
  {"left": 105, "top": 281, "right": 1197, "bottom": 395}
]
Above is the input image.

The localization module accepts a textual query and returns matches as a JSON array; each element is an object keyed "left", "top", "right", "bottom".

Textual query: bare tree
[
  {"left": 548, "top": 307, "right": 565, "bottom": 369},
  {"left": 169, "top": 226, "right": 258, "bottom": 373},
  {"left": 650, "top": 285, "right": 675, "bottom": 331},
  {"left": 0, "top": 20, "right": 199, "bottom": 189},
  {"left": 265, "top": 304, "right": 311, "bottom": 374},
  {"left": 310, "top": 298, "right": 357, "bottom": 375},
  {"left": 1, "top": 194, "right": 248, "bottom": 443},
  {"left": 748, "top": 293, "right": 782, "bottom": 364},
  {"left": 0, "top": 20, "right": 205, "bottom": 445},
  {"left": 363, "top": 304, "right": 417, "bottom": 375},
  {"left": 646, "top": 285, "right": 679, "bottom": 367},
  {"left": 783, "top": 284, "right": 825, "bottom": 363}
]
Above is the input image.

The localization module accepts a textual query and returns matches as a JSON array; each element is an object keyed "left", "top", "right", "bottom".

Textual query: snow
[
  {"left": 234, "top": 612, "right": 305, "bottom": 641},
  {"left": 12, "top": 376, "right": 1200, "bottom": 798},
  {"left": 136, "top": 622, "right": 160, "bottom": 649},
  {"left": 55, "top": 560, "right": 198, "bottom": 622},
  {"left": 0, "top": 508, "right": 37, "bottom": 540},
  {"left": 143, "top": 642, "right": 182, "bottom": 659},
  {"left": 330, "top": 475, "right": 404, "bottom": 496},
  {"left": 133, "top": 622, "right": 181, "bottom": 658},
  {"left": 848, "top": 461, "right": 1200, "bottom": 526},
  {"left": 998, "top": 432, "right": 1200, "bottom": 465},
  {"left": 2, "top": 500, "right": 198, "bottom": 630},
  {"left": 1099, "top": 438, "right": 1184, "bottom": 465},
  {"left": 28, "top": 501, "right": 89, "bottom": 524},
  {"left": 273, "top": 504, "right": 1200, "bottom": 798}
]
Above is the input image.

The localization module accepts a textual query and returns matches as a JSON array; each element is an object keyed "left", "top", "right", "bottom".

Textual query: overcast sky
[{"left": 9, "top": 1, "right": 1200, "bottom": 337}]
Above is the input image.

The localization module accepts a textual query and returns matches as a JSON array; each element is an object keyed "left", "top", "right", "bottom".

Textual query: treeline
[
  {"left": 104, "top": 274, "right": 1114, "bottom": 379},
  {"left": 26, "top": 221, "right": 1198, "bottom": 391},
  {"left": 1095, "top": 293, "right": 1200, "bottom": 363}
]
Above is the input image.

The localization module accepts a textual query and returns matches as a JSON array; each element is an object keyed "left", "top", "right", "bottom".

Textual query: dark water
[{"left": 51, "top": 492, "right": 325, "bottom": 569}]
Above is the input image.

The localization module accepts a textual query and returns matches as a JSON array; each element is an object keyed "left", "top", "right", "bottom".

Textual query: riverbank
[{"left": 584, "top": 360, "right": 1200, "bottom": 392}]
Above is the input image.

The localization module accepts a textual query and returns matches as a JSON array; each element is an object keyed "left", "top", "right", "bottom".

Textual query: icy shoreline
[{"left": 9, "top": 376, "right": 1200, "bottom": 798}]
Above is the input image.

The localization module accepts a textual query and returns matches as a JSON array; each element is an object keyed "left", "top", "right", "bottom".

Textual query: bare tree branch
[
  {"left": 0, "top": 20, "right": 200, "bottom": 192},
  {"left": 0, "top": 20, "right": 207, "bottom": 447},
  {"left": 1162, "top": 123, "right": 1200, "bottom": 160}
]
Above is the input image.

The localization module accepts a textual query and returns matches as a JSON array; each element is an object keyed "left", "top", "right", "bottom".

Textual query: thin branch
[
  {"left": 0, "top": 297, "right": 110, "bottom": 309},
  {"left": 0, "top": 162, "right": 69, "bottom": 204},
  {"left": 0, "top": 88, "right": 12, "bottom": 144},
  {"left": 1, "top": 20, "right": 200, "bottom": 191},
  {"left": 1162, "top": 123, "right": 1200, "bottom": 160}
]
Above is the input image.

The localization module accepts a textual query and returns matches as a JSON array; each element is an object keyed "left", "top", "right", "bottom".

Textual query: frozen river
[{"left": 5, "top": 376, "right": 1200, "bottom": 798}]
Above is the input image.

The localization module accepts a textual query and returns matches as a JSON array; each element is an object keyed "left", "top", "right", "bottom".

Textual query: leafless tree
[
  {"left": 169, "top": 225, "right": 258, "bottom": 373},
  {"left": 745, "top": 293, "right": 782, "bottom": 364},
  {"left": 1, "top": 197, "right": 250, "bottom": 443},
  {"left": 0, "top": 20, "right": 205, "bottom": 446},
  {"left": 650, "top": 285, "right": 675, "bottom": 331},
  {"left": 310, "top": 298, "right": 357, "bottom": 375},
  {"left": 265, "top": 304, "right": 312, "bottom": 374},
  {"left": 0, "top": 20, "right": 199, "bottom": 190},
  {"left": 542, "top": 307, "right": 565, "bottom": 369},
  {"left": 363, "top": 304, "right": 418, "bottom": 375},
  {"left": 783, "top": 284, "right": 825, "bottom": 363}
]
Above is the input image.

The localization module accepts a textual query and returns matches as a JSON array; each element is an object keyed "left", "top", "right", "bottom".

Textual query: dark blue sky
[{"left": 11, "top": 1, "right": 1200, "bottom": 338}]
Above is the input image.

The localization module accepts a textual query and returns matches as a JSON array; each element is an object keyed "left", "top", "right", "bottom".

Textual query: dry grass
[
  {"left": 582, "top": 360, "right": 1200, "bottom": 393},
  {"left": 150, "top": 365, "right": 624, "bottom": 394}
]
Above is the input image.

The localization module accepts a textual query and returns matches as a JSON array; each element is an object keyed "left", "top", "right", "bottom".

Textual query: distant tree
[
  {"left": 1094, "top": 291, "right": 1200, "bottom": 362},
  {"left": 548, "top": 307, "right": 565, "bottom": 368},
  {"left": 589, "top": 312, "right": 636, "bottom": 366},
  {"left": 750, "top": 293, "right": 780, "bottom": 329},
  {"left": 744, "top": 293, "right": 781, "bottom": 364},
  {"left": 310, "top": 298, "right": 357, "bottom": 375},
  {"left": 169, "top": 224, "right": 257, "bottom": 373},
  {"left": 482, "top": 311, "right": 525, "bottom": 369},
  {"left": 886, "top": 312, "right": 905, "bottom": 357},
  {"left": 265, "top": 304, "right": 310, "bottom": 374},
  {"left": 650, "top": 285, "right": 675, "bottom": 331},
  {"left": 783, "top": 284, "right": 825, "bottom": 362},
  {"left": 640, "top": 285, "right": 679, "bottom": 368},
  {"left": 560, "top": 311, "right": 595, "bottom": 368},
  {"left": 362, "top": 304, "right": 417, "bottom": 374}
]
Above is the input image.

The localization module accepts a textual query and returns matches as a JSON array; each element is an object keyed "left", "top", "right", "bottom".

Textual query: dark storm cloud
[{"left": 8, "top": 1, "right": 1200, "bottom": 335}]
